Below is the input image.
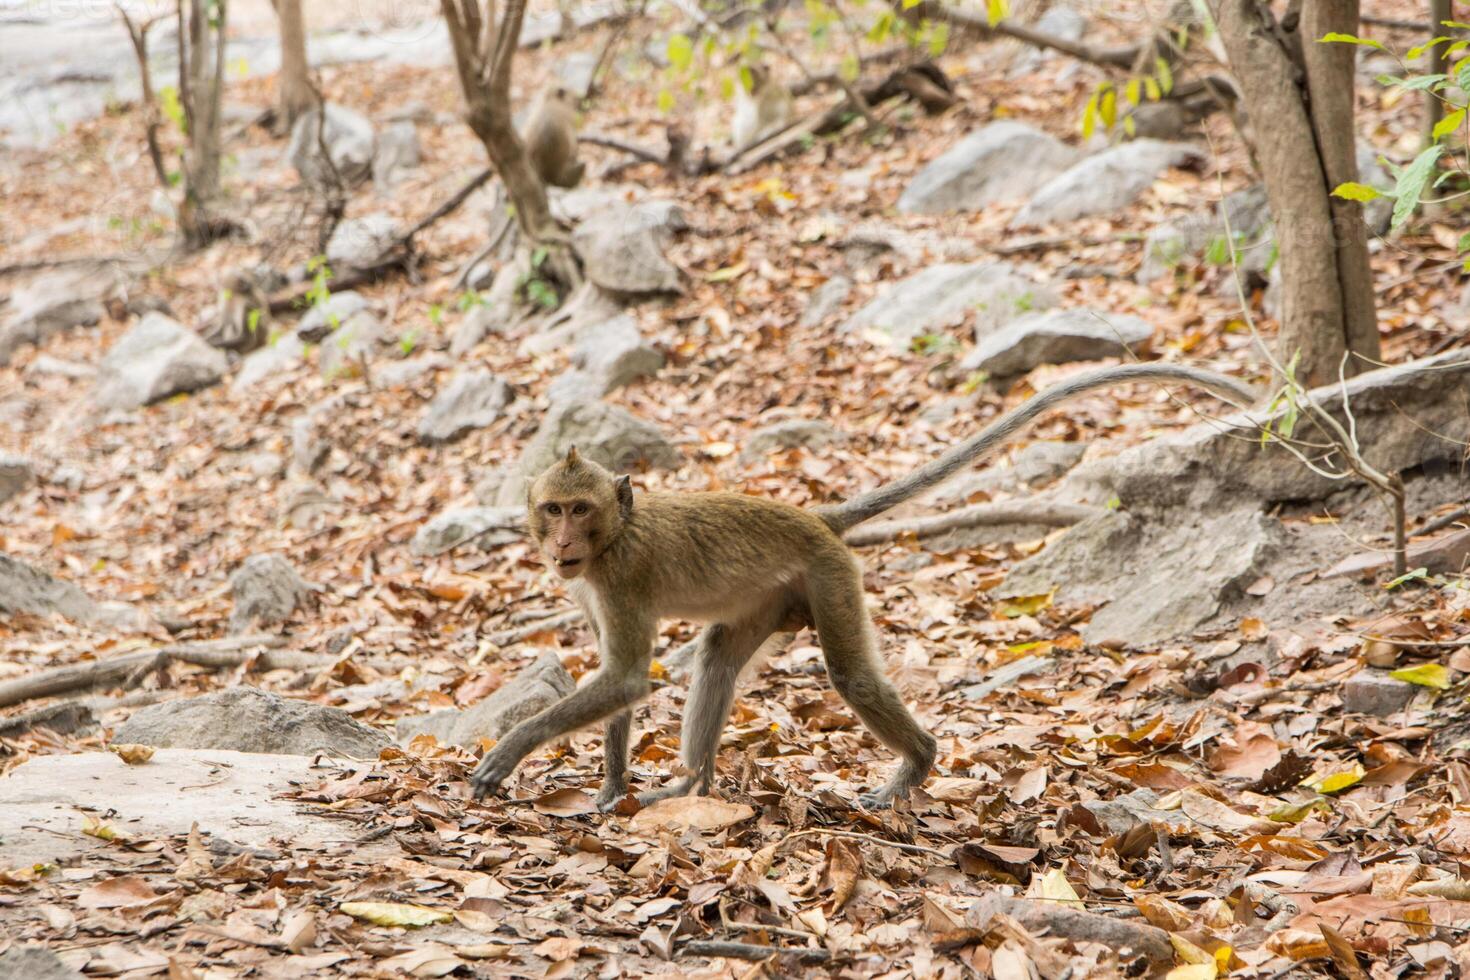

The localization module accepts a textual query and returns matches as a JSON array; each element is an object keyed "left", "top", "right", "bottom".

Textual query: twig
[
  {"left": 579, "top": 132, "right": 669, "bottom": 166},
  {"left": 901, "top": 1, "right": 1139, "bottom": 68},
  {"left": 400, "top": 167, "right": 496, "bottom": 244},
  {"left": 1420, "top": 503, "right": 1470, "bottom": 536},
  {"left": 678, "top": 940, "right": 830, "bottom": 963},
  {"left": 777, "top": 827, "right": 951, "bottom": 860},
  {"left": 0, "top": 636, "right": 303, "bottom": 709},
  {"left": 488, "top": 610, "right": 584, "bottom": 646}
]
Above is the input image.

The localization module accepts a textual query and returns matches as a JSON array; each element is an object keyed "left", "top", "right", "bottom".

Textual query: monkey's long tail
[{"left": 816, "top": 363, "right": 1258, "bottom": 534}]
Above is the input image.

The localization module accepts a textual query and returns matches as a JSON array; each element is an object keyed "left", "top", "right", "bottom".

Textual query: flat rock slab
[
  {"left": 897, "top": 121, "right": 1080, "bottom": 214},
  {"left": 0, "top": 749, "right": 398, "bottom": 868},
  {"left": 397, "top": 652, "right": 575, "bottom": 747},
  {"left": 1012, "top": 139, "right": 1202, "bottom": 227},
  {"left": 841, "top": 262, "right": 1059, "bottom": 352},
  {"left": 113, "top": 686, "right": 391, "bottom": 757},
  {"left": 961, "top": 308, "right": 1153, "bottom": 377}
]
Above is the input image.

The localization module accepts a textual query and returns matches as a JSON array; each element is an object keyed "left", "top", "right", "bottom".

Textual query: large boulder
[
  {"left": 559, "top": 313, "right": 664, "bottom": 398},
  {"left": 960, "top": 308, "right": 1153, "bottom": 378},
  {"left": 372, "top": 119, "right": 421, "bottom": 191},
  {"left": 417, "top": 369, "right": 514, "bottom": 444},
  {"left": 571, "top": 200, "right": 686, "bottom": 294},
  {"left": 411, "top": 505, "right": 524, "bottom": 556},
  {"left": 897, "top": 121, "right": 1080, "bottom": 214},
  {"left": 93, "top": 313, "right": 228, "bottom": 411},
  {"left": 0, "top": 553, "right": 147, "bottom": 631},
  {"left": 0, "top": 453, "right": 34, "bottom": 506},
  {"left": 325, "top": 212, "right": 398, "bottom": 270},
  {"left": 396, "top": 653, "right": 575, "bottom": 746},
  {"left": 840, "top": 262, "right": 1059, "bottom": 351},
  {"left": 287, "top": 103, "right": 376, "bottom": 186},
  {"left": 1011, "top": 140, "right": 1203, "bottom": 227},
  {"left": 999, "top": 507, "right": 1284, "bottom": 647},
  {"left": 229, "top": 554, "right": 314, "bottom": 634},
  {"left": 495, "top": 398, "right": 681, "bottom": 506},
  {"left": 113, "top": 687, "right": 390, "bottom": 758},
  {"left": 0, "top": 269, "right": 110, "bottom": 365}
]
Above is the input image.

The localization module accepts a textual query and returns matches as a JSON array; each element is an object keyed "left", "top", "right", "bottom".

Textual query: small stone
[
  {"left": 450, "top": 303, "right": 505, "bottom": 356},
  {"left": 229, "top": 554, "right": 313, "bottom": 634},
  {"left": 0, "top": 269, "right": 110, "bottom": 365},
  {"left": 325, "top": 213, "right": 398, "bottom": 270},
  {"left": 298, "top": 291, "right": 373, "bottom": 343},
  {"left": 1341, "top": 671, "right": 1416, "bottom": 717},
  {"left": 897, "top": 121, "right": 1080, "bottom": 214},
  {"left": 0, "top": 946, "right": 84, "bottom": 980},
  {"left": 799, "top": 275, "right": 852, "bottom": 327},
  {"left": 372, "top": 120, "right": 421, "bottom": 191},
  {"left": 961, "top": 308, "right": 1154, "bottom": 378},
  {"left": 397, "top": 653, "right": 575, "bottom": 746},
  {"left": 232, "top": 333, "right": 305, "bottom": 392},
  {"left": 412, "top": 506, "right": 524, "bottom": 556},
  {"left": 0, "top": 453, "right": 35, "bottom": 506},
  {"left": 417, "top": 369, "right": 514, "bottom": 444},
  {"left": 114, "top": 688, "right": 390, "bottom": 758},
  {"left": 572, "top": 200, "right": 686, "bottom": 294},
  {"left": 93, "top": 313, "right": 228, "bottom": 411},
  {"left": 841, "top": 262, "right": 1059, "bottom": 352},
  {"left": 566, "top": 313, "right": 664, "bottom": 395},
  {"left": 0, "top": 553, "right": 147, "bottom": 631},
  {"left": 318, "top": 311, "right": 387, "bottom": 379},
  {"left": 1011, "top": 140, "right": 1203, "bottom": 227}
]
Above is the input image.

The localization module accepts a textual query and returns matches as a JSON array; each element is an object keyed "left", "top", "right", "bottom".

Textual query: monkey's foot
[
  {"left": 595, "top": 780, "right": 630, "bottom": 812},
  {"left": 469, "top": 747, "right": 520, "bottom": 799},
  {"left": 635, "top": 778, "right": 696, "bottom": 806},
  {"left": 857, "top": 767, "right": 926, "bottom": 809}
]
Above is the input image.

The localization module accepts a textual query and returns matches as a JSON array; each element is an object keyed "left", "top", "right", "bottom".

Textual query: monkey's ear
[
  {"left": 615, "top": 475, "right": 634, "bottom": 520},
  {"left": 564, "top": 445, "right": 580, "bottom": 466}
]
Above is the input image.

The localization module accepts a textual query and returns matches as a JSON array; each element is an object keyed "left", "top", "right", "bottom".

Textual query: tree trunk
[
  {"left": 1427, "top": 0, "right": 1453, "bottom": 143},
  {"left": 178, "top": 0, "right": 227, "bottom": 248},
  {"left": 1210, "top": 0, "right": 1378, "bottom": 386},
  {"left": 272, "top": 0, "right": 313, "bottom": 131},
  {"left": 1300, "top": 0, "right": 1380, "bottom": 369}
]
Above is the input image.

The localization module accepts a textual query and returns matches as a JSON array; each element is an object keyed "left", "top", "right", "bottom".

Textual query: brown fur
[{"left": 524, "top": 87, "right": 584, "bottom": 189}]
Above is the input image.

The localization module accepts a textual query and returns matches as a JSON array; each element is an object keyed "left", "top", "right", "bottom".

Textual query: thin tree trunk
[
  {"left": 1211, "top": 0, "right": 1349, "bottom": 386},
  {"left": 1427, "top": 0, "right": 1453, "bottom": 142},
  {"left": 179, "top": 0, "right": 227, "bottom": 247},
  {"left": 272, "top": 0, "right": 313, "bottom": 130},
  {"left": 1300, "top": 0, "right": 1380, "bottom": 372}
]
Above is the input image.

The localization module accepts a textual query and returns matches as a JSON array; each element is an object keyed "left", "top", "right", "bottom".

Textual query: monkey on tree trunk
[
  {"left": 469, "top": 364, "right": 1257, "bottom": 810},
  {"left": 523, "top": 86, "right": 585, "bottom": 189}
]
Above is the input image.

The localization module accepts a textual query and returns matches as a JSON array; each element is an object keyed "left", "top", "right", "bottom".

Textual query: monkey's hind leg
[
  {"left": 636, "top": 607, "right": 789, "bottom": 806},
  {"left": 595, "top": 710, "right": 633, "bottom": 812},
  {"left": 809, "top": 555, "right": 937, "bottom": 809}
]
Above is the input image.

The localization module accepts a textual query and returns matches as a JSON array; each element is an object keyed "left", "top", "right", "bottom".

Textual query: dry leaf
[
  {"left": 628, "top": 796, "right": 754, "bottom": 832},
  {"left": 339, "top": 902, "right": 452, "bottom": 928},
  {"left": 109, "top": 743, "right": 155, "bottom": 765}
]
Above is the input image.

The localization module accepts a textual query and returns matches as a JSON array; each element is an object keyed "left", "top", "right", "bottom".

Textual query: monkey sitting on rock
[{"left": 469, "top": 364, "right": 1256, "bottom": 810}]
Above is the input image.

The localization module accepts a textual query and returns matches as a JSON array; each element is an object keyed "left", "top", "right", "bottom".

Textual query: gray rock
[
  {"left": 411, "top": 505, "right": 524, "bottom": 556},
  {"left": 232, "top": 332, "right": 305, "bottom": 392},
  {"left": 1139, "top": 184, "right": 1272, "bottom": 283},
  {"left": 27, "top": 354, "right": 95, "bottom": 379},
  {"left": 496, "top": 398, "right": 682, "bottom": 506},
  {"left": 741, "top": 419, "right": 846, "bottom": 463},
  {"left": 290, "top": 393, "right": 347, "bottom": 475},
  {"left": 1080, "top": 789, "right": 1184, "bottom": 835},
  {"left": 546, "top": 369, "right": 606, "bottom": 405},
  {"left": 572, "top": 200, "right": 687, "bottom": 294},
  {"left": 372, "top": 119, "right": 421, "bottom": 191},
  {"left": 1357, "top": 144, "right": 1394, "bottom": 235},
  {"left": 1009, "top": 5, "right": 1087, "bottom": 76},
  {"left": 0, "top": 946, "right": 84, "bottom": 980},
  {"left": 229, "top": 554, "right": 313, "bottom": 634},
  {"left": 1000, "top": 507, "right": 1284, "bottom": 647},
  {"left": 325, "top": 212, "right": 398, "bottom": 270},
  {"left": 93, "top": 313, "right": 228, "bottom": 411},
  {"left": 0, "top": 269, "right": 108, "bottom": 365},
  {"left": 318, "top": 311, "right": 387, "bottom": 378},
  {"left": 397, "top": 653, "right": 575, "bottom": 746},
  {"left": 841, "top": 262, "right": 1059, "bottom": 351},
  {"left": 800, "top": 275, "right": 853, "bottom": 327},
  {"left": 377, "top": 353, "right": 449, "bottom": 388},
  {"left": 566, "top": 313, "right": 664, "bottom": 395},
  {"left": 0, "top": 553, "right": 146, "bottom": 631},
  {"left": 961, "top": 308, "right": 1154, "bottom": 377},
  {"left": 897, "top": 121, "right": 1080, "bottom": 214},
  {"left": 450, "top": 303, "right": 505, "bottom": 356},
  {"left": 555, "top": 50, "right": 599, "bottom": 100},
  {"left": 1056, "top": 349, "right": 1470, "bottom": 512},
  {"left": 418, "top": 369, "right": 514, "bottom": 444},
  {"left": 298, "top": 291, "right": 372, "bottom": 343},
  {"left": 1012, "top": 140, "right": 1203, "bottom": 227},
  {"left": 114, "top": 687, "right": 390, "bottom": 758},
  {"left": 1341, "top": 671, "right": 1416, "bottom": 717},
  {"left": 287, "top": 103, "right": 376, "bottom": 186},
  {"left": 0, "top": 453, "right": 34, "bottom": 506}
]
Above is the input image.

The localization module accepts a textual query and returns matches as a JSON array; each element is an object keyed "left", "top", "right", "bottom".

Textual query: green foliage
[
  {"left": 456, "top": 289, "right": 487, "bottom": 312},
  {"left": 246, "top": 307, "right": 262, "bottom": 337},
  {"left": 158, "top": 85, "right": 186, "bottom": 134},
  {"left": 517, "top": 247, "right": 562, "bottom": 311},
  {"left": 1317, "top": 31, "right": 1384, "bottom": 50},
  {"left": 910, "top": 332, "right": 958, "bottom": 355},
  {"left": 399, "top": 328, "right": 419, "bottom": 356},
  {"left": 428, "top": 304, "right": 443, "bottom": 326},
  {"left": 1081, "top": 50, "right": 1176, "bottom": 137},
  {"left": 1390, "top": 144, "right": 1445, "bottom": 232},
  {"left": 305, "top": 256, "right": 334, "bottom": 310}
]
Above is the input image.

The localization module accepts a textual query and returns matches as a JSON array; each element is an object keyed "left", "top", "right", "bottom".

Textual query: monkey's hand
[{"left": 469, "top": 743, "right": 522, "bottom": 799}]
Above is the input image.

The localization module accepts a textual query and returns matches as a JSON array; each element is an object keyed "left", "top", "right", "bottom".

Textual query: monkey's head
[{"left": 526, "top": 446, "right": 633, "bottom": 580}]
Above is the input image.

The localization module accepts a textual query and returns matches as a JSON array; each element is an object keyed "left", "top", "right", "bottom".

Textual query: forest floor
[{"left": 2, "top": 0, "right": 1469, "bottom": 976}]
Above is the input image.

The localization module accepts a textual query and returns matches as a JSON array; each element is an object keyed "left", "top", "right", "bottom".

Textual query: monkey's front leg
[
  {"left": 470, "top": 666, "right": 651, "bottom": 799},
  {"left": 595, "top": 710, "right": 633, "bottom": 811}
]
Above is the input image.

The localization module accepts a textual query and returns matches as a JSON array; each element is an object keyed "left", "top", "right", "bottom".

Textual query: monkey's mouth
[{"left": 553, "top": 557, "right": 582, "bottom": 569}]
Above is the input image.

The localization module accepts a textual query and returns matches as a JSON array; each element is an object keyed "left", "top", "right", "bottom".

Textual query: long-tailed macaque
[
  {"left": 469, "top": 364, "right": 1257, "bottom": 809},
  {"left": 524, "top": 86, "right": 585, "bottom": 189},
  {"left": 732, "top": 63, "right": 793, "bottom": 148}
]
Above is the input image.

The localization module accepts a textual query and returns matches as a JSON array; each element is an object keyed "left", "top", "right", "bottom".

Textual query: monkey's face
[{"left": 527, "top": 448, "right": 632, "bottom": 580}]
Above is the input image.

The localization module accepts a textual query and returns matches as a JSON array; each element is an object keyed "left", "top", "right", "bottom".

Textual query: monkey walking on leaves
[{"left": 470, "top": 364, "right": 1257, "bottom": 810}]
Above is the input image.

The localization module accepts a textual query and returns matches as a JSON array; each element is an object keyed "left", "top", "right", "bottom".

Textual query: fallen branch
[
  {"left": 844, "top": 500, "right": 1098, "bottom": 548},
  {"left": 678, "top": 940, "right": 830, "bottom": 963},
  {"left": 488, "top": 610, "right": 585, "bottom": 646},
  {"left": 0, "top": 636, "right": 314, "bottom": 709},
  {"left": 902, "top": 1, "right": 1139, "bottom": 68},
  {"left": 0, "top": 701, "right": 97, "bottom": 739},
  {"left": 579, "top": 132, "right": 670, "bottom": 167}
]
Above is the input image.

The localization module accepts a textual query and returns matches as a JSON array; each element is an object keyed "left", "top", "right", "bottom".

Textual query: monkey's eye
[
  {"left": 572, "top": 503, "right": 589, "bottom": 516},
  {"left": 545, "top": 503, "right": 562, "bottom": 516}
]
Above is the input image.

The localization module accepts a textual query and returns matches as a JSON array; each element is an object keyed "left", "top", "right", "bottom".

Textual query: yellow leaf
[
  {"left": 1166, "top": 966, "right": 1217, "bottom": 980},
  {"left": 1030, "top": 867, "right": 1082, "bottom": 906},
  {"left": 702, "top": 441, "right": 736, "bottom": 458},
  {"left": 1303, "top": 763, "right": 1366, "bottom": 795},
  {"left": 1391, "top": 662, "right": 1451, "bottom": 689},
  {"left": 339, "top": 902, "right": 452, "bottom": 928},
  {"left": 648, "top": 659, "right": 668, "bottom": 681},
  {"left": 1268, "top": 797, "right": 1331, "bottom": 823},
  {"left": 109, "top": 743, "right": 155, "bottom": 765},
  {"left": 82, "top": 816, "right": 121, "bottom": 842},
  {"left": 998, "top": 589, "right": 1054, "bottom": 618}
]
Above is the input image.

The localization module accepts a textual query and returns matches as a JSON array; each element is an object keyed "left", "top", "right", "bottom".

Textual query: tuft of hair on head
[{"left": 564, "top": 445, "right": 580, "bottom": 467}]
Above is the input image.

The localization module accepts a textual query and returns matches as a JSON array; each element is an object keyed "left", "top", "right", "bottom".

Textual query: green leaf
[
  {"left": 986, "top": 0, "right": 1008, "bottom": 27},
  {"left": 1155, "top": 56, "right": 1173, "bottom": 96},
  {"left": 1331, "top": 181, "right": 1381, "bottom": 202},
  {"left": 1391, "top": 662, "right": 1451, "bottom": 689},
  {"left": 1143, "top": 76, "right": 1161, "bottom": 101},
  {"left": 1408, "top": 36, "right": 1454, "bottom": 60},
  {"left": 839, "top": 53, "right": 860, "bottom": 82},
  {"left": 1383, "top": 72, "right": 1448, "bottom": 91},
  {"left": 1457, "top": 231, "right": 1470, "bottom": 253},
  {"left": 1391, "top": 144, "right": 1444, "bottom": 231},
  {"left": 1385, "top": 566, "right": 1430, "bottom": 590},
  {"left": 1318, "top": 31, "right": 1383, "bottom": 50},
  {"left": 1457, "top": 59, "right": 1470, "bottom": 91},
  {"left": 657, "top": 87, "right": 675, "bottom": 114},
  {"left": 666, "top": 33, "right": 693, "bottom": 70},
  {"left": 928, "top": 21, "right": 950, "bottom": 56},
  {"left": 902, "top": 0, "right": 921, "bottom": 7},
  {"left": 1099, "top": 86, "right": 1116, "bottom": 130},
  {"left": 1433, "top": 107, "right": 1466, "bottom": 141}
]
